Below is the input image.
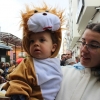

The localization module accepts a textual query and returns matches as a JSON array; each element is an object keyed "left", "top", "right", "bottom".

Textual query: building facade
[{"left": 67, "top": 0, "right": 100, "bottom": 59}]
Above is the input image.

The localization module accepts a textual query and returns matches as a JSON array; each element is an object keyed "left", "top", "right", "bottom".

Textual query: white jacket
[{"left": 56, "top": 66, "right": 100, "bottom": 100}]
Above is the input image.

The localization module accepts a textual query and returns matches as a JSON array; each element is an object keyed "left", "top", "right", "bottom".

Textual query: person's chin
[{"left": 80, "top": 60, "right": 90, "bottom": 68}]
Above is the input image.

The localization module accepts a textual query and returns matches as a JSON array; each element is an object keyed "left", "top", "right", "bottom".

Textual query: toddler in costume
[{"left": 3, "top": 3, "right": 65, "bottom": 100}]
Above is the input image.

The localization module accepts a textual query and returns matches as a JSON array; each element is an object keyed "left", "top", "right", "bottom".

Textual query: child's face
[{"left": 29, "top": 31, "right": 57, "bottom": 59}]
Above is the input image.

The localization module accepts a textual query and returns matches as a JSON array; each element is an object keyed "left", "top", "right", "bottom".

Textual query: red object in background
[{"left": 16, "top": 58, "right": 24, "bottom": 64}]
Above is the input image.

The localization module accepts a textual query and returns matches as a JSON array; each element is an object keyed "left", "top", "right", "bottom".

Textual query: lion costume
[{"left": 3, "top": 3, "right": 66, "bottom": 100}]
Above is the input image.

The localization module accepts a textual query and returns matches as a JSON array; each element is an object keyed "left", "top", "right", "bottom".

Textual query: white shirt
[
  {"left": 33, "top": 58, "right": 62, "bottom": 100},
  {"left": 56, "top": 66, "right": 100, "bottom": 100}
]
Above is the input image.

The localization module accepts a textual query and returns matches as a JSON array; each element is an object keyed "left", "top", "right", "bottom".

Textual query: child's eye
[
  {"left": 40, "top": 39, "right": 45, "bottom": 42},
  {"left": 30, "top": 40, "right": 34, "bottom": 44}
]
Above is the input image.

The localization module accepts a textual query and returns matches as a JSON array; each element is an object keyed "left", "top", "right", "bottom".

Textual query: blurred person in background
[
  {"left": 65, "top": 50, "right": 73, "bottom": 59},
  {"left": 5, "top": 62, "right": 10, "bottom": 74},
  {"left": 75, "top": 56, "right": 80, "bottom": 63},
  {"left": 64, "top": 58, "right": 76, "bottom": 65},
  {"left": 0, "top": 62, "right": 6, "bottom": 78},
  {"left": 0, "top": 62, "right": 6, "bottom": 72},
  {"left": 60, "top": 54, "right": 66, "bottom": 66},
  {"left": 64, "top": 50, "right": 76, "bottom": 65}
]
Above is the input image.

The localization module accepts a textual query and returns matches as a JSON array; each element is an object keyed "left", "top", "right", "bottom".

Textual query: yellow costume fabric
[
  {"left": 3, "top": 57, "right": 43, "bottom": 100},
  {"left": 7, "top": 65, "right": 16, "bottom": 73}
]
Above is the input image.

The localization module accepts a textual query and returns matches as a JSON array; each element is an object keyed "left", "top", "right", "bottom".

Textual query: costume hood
[{"left": 21, "top": 3, "right": 66, "bottom": 57}]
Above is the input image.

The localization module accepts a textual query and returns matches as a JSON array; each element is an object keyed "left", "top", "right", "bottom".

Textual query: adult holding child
[{"left": 56, "top": 23, "right": 100, "bottom": 100}]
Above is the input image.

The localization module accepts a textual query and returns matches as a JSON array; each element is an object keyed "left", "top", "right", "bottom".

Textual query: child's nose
[{"left": 34, "top": 41, "right": 39, "bottom": 46}]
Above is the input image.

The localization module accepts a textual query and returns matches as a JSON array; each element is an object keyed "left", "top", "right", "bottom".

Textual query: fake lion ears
[{"left": 27, "top": 12, "right": 60, "bottom": 32}]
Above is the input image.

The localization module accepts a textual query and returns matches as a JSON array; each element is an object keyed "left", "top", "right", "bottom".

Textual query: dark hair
[
  {"left": 86, "top": 23, "right": 100, "bottom": 81},
  {"left": 86, "top": 23, "right": 100, "bottom": 33},
  {"left": 91, "top": 67, "right": 100, "bottom": 81},
  {"left": 61, "top": 54, "right": 66, "bottom": 58}
]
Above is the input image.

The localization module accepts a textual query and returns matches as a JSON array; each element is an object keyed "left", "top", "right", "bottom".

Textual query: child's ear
[{"left": 52, "top": 43, "right": 57, "bottom": 52}]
